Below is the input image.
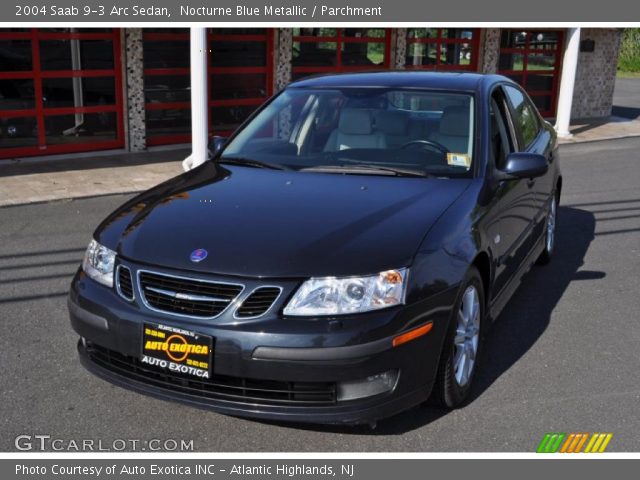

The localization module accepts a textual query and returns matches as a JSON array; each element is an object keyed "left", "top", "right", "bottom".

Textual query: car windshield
[{"left": 221, "top": 87, "right": 475, "bottom": 177}]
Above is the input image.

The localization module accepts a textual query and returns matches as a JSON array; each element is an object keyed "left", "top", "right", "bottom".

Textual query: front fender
[{"left": 407, "top": 180, "right": 492, "bottom": 304}]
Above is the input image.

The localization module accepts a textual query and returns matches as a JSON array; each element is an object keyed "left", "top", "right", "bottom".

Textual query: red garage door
[
  {"left": 498, "top": 29, "right": 564, "bottom": 117},
  {"left": 143, "top": 28, "right": 274, "bottom": 146},
  {"left": 404, "top": 28, "right": 480, "bottom": 71},
  {"left": 291, "top": 28, "right": 391, "bottom": 81},
  {"left": 0, "top": 28, "right": 125, "bottom": 159}
]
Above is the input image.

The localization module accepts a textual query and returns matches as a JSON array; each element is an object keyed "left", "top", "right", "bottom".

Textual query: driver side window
[{"left": 489, "top": 91, "right": 515, "bottom": 171}]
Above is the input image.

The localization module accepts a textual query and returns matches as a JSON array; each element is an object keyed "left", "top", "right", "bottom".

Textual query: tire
[
  {"left": 536, "top": 192, "right": 558, "bottom": 265},
  {"left": 430, "top": 266, "right": 485, "bottom": 408}
]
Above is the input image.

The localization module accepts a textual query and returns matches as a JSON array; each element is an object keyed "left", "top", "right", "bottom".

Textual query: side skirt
[{"left": 488, "top": 233, "right": 546, "bottom": 322}]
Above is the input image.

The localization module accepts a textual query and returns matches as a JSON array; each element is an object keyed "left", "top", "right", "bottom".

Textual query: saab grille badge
[{"left": 190, "top": 248, "right": 208, "bottom": 263}]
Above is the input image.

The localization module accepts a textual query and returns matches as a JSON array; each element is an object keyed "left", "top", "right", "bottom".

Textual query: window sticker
[{"left": 447, "top": 153, "right": 471, "bottom": 168}]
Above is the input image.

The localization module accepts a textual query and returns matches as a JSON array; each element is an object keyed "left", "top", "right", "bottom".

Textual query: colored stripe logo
[{"left": 537, "top": 433, "right": 613, "bottom": 453}]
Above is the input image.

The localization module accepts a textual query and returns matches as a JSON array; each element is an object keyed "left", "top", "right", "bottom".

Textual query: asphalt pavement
[
  {"left": 613, "top": 77, "right": 640, "bottom": 120},
  {"left": 1, "top": 137, "right": 639, "bottom": 451}
]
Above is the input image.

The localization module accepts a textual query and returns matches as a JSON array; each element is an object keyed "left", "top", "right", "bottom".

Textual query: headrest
[
  {"left": 338, "top": 109, "right": 373, "bottom": 135},
  {"left": 439, "top": 105, "right": 470, "bottom": 137},
  {"left": 375, "top": 110, "right": 409, "bottom": 136}
]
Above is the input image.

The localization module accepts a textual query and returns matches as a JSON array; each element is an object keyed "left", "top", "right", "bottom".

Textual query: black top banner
[{"left": 4, "top": 0, "right": 640, "bottom": 22}]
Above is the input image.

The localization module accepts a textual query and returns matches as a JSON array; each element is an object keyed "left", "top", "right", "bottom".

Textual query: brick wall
[{"left": 571, "top": 28, "right": 622, "bottom": 119}]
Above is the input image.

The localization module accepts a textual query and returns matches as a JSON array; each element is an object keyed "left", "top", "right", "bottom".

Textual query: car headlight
[
  {"left": 82, "top": 239, "right": 116, "bottom": 287},
  {"left": 283, "top": 269, "right": 408, "bottom": 316}
]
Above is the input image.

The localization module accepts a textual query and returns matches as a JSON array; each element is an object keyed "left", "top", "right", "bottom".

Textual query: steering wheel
[{"left": 400, "top": 140, "right": 449, "bottom": 156}]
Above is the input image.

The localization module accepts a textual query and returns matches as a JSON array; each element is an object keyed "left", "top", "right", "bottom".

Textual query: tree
[{"left": 618, "top": 28, "right": 640, "bottom": 73}]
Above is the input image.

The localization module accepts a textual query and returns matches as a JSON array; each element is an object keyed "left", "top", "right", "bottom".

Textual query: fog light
[{"left": 337, "top": 370, "right": 399, "bottom": 401}]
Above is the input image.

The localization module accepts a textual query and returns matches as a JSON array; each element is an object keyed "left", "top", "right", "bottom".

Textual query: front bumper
[{"left": 69, "top": 264, "right": 456, "bottom": 425}]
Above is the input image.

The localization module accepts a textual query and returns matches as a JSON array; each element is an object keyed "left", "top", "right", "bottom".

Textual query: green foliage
[{"left": 618, "top": 28, "right": 640, "bottom": 72}]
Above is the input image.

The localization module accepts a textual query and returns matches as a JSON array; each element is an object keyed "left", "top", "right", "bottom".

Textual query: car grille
[
  {"left": 116, "top": 265, "right": 134, "bottom": 301},
  {"left": 85, "top": 343, "right": 337, "bottom": 406},
  {"left": 138, "top": 270, "right": 243, "bottom": 319},
  {"left": 235, "top": 287, "right": 282, "bottom": 318}
]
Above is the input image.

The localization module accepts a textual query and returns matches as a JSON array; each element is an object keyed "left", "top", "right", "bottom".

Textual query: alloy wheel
[
  {"left": 453, "top": 285, "right": 480, "bottom": 387},
  {"left": 546, "top": 197, "right": 557, "bottom": 254}
]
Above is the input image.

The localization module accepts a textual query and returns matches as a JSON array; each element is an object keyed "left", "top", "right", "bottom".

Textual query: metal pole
[
  {"left": 183, "top": 27, "right": 209, "bottom": 171},
  {"left": 63, "top": 28, "right": 85, "bottom": 136},
  {"left": 554, "top": 28, "right": 581, "bottom": 138}
]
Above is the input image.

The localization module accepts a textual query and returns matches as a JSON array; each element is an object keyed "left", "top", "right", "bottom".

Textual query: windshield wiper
[
  {"left": 301, "top": 164, "right": 430, "bottom": 178},
  {"left": 218, "top": 157, "right": 286, "bottom": 170}
]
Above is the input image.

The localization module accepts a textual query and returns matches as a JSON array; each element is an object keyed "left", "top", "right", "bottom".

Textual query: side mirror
[
  {"left": 500, "top": 152, "right": 548, "bottom": 179},
  {"left": 208, "top": 136, "right": 227, "bottom": 159}
]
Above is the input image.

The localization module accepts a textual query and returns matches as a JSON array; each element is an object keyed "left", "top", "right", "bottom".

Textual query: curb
[
  {"left": 0, "top": 190, "right": 143, "bottom": 210},
  {"left": 558, "top": 132, "right": 640, "bottom": 146}
]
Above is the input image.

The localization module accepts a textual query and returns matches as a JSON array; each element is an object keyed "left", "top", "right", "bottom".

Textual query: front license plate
[{"left": 141, "top": 323, "right": 213, "bottom": 379}]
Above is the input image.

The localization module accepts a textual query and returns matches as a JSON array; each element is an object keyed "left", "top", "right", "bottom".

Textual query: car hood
[{"left": 96, "top": 163, "right": 470, "bottom": 278}]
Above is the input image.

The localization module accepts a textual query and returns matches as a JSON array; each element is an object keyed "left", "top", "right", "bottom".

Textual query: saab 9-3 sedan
[{"left": 69, "top": 72, "right": 561, "bottom": 425}]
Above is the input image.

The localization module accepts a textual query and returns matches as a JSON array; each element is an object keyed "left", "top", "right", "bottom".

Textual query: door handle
[{"left": 527, "top": 178, "right": 536, "bottom": 188}]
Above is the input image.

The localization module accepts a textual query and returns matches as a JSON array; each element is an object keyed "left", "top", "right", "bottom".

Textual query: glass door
[
  {"left": 142, "top": 28, "right": 275, "bottom": 145},
  {"left": 208, "top": 29, "right": 274, "bottom": 136},
  {"left": 404, "top": 28, "right": 480, "bottom": 71},
  {"left": 0, "top": 28, "right": 124, "bottom": 159},
  {"left": 291, "top": 28, "right": 391, "bottom": 81}
]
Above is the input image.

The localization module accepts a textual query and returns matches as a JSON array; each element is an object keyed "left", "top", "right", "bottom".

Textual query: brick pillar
[
  {"left": 480, "top": 28, "right": 501, "bottom": 73},
  {"left": 571, "top": 28, "right": 623, "bottom": 118},
  {"left": 124, "top": 28, "right": 146, "bottom": 152},
  {"left": 275, "top": 28, "right": 293, "bottom": 91},
  {"left": 395, "top": 28, "right": 407, "bottom": 69}
]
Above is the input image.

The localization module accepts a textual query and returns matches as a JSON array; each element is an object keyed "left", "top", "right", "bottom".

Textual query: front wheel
[
  {"left": 537, "top": 193, "right": 558, "bottom": 265},
  {"left": 430, "top": 266, "right": 485, "bottom": 408}
]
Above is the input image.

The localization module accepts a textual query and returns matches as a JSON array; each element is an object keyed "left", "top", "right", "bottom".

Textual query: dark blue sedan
[{"left": 69, "top": 72, "right": 561, "bottom": 425}]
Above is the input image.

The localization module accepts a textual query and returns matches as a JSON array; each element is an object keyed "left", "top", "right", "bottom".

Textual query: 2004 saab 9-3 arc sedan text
[{"left": 68, "top": 72, "right": 561, "bottom": 425}]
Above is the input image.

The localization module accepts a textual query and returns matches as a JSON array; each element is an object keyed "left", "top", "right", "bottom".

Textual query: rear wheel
[
  {"left": 431, "top": 266, "right": 484, "bottom": 408},
  {"left": 537, "top": 193, "right": 557, "bottom": 265}
]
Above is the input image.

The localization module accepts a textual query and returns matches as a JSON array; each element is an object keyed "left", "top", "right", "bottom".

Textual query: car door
[
  {"left": 486, "top": 87, "right": 535, "bottom": 297},
  {"left": 503, "top": 84, "right": 554, "bottom": 245}
]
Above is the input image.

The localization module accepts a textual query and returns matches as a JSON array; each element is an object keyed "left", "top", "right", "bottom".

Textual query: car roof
[{"left": 288, "top": 71, "right": 509, "bottom": 92}]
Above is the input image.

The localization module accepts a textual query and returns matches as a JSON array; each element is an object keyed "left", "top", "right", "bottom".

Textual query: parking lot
[{"left": 1, "top": 136, "right": 639, "bottom": 451}]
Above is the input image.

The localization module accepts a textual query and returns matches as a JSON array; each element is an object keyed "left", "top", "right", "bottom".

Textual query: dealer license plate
[{"left": 141, "top": 323, "right": 212, "bottom": 379}]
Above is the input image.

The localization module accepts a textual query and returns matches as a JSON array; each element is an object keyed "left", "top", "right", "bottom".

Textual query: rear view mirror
[
  {"left": 501, "top": 152, "right": 548, "bottom": 179},
  {"left": 208, "top": 136, "right": 227, "bottom": 159}
]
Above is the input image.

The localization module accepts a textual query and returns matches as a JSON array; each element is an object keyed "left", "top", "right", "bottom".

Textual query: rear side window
[{"left": 503, "top": 85, "right": 541, "bottom": 149}]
